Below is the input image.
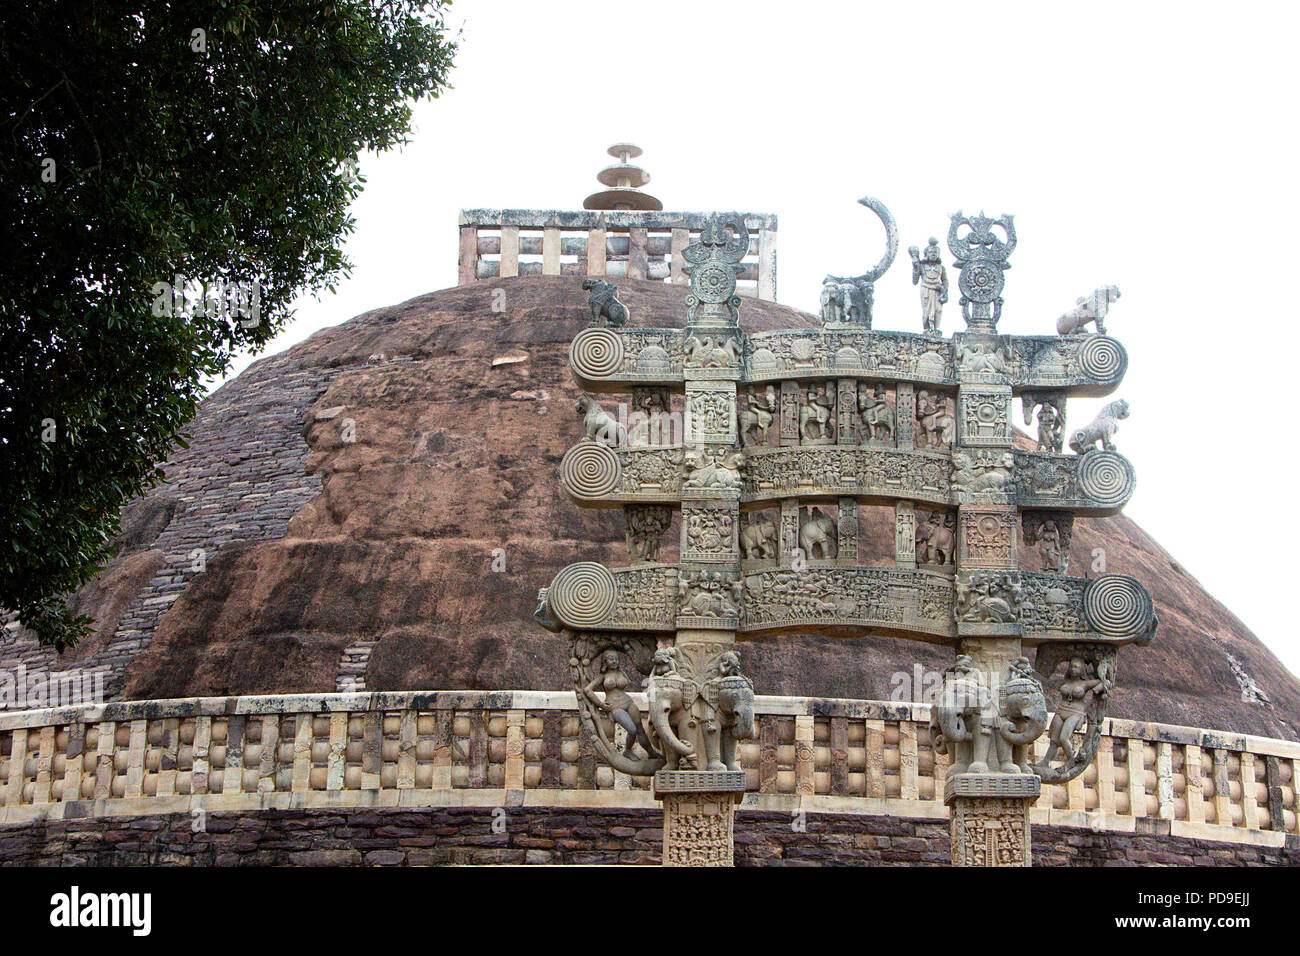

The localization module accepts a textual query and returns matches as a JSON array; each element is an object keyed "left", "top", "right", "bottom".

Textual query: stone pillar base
[
  {"left": 655, "top": 770, "right": 747, "bottom": 867},
  {"left": 944, "top": 772, "right": 1040, "bottom": 867}
]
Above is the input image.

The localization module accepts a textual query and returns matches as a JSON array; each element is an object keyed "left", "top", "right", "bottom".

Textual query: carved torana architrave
[{"left": 538, "top": 198, "right": 1156, "bottom": 868}]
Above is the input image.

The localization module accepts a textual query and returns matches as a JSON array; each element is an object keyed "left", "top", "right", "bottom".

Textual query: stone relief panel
[
  {"left": 684, "top": 382, "right": 737, "bottom": 444},
  {"left": 745, "top": 330, "right": 954, "bottom": 385},
  {"left": 569, "top": 327, "right": 684, "bottom": 386},
  {"left": 740, "top": 567, "right": 954, "bottom": 638},
  {"left": 1013, "top": 449, "right": 1135, "bottom": 514},
  {"left": 684, "top": 331, "right": 743, "bottom": 381},
  {"left": 950, "top": 797, "right": 1030, "bottom": 867},
  {"left": 954, "top": 335, "right": 1013, "bottom": 381},
  {"left": 957, "top": 387, "right": 1012, "bottom": 446},
  {"left": 837, "top": 497, "right": 858, "bottom": 563},
  {"left": 1018, "top": 572, "right": 1088, "bottom": 636},
  {"left": 677, "top": 568, "right": 742, "bottom": 629},
  {"left": 741, "top": 447, "right": 950, "bottom": 505},
  {"left": 915, "top": 389, "right": 955, "bottom": 450},
  {"left": 954, "top": 570, "right": 1022, "bottom": 632},
  {"left": 681, "top": 502, "right": 739, "bottom": 564},
  {"left": 958, "top": 509, "right": 1018, "bottom": 569},
  {"left": 574, "top": 331, "right": 1124, "bottom": 393},
  {"left": 609, "top": 565, "right": 678, "bottom": 630},
  {"left": 951, "top": 450, "right": 1015, "bottom": 503},
  {"left": 683, "top": 446, "right": 743, "bottom": 495},
  {"left": 611, "top": 447, "right": 682, "bottom": 498},
  {"left": 739, "top": 384, "right": 778, "bottom": 447},
  {"left": 856, "top": 382, "right": 895, "bottom": 445},
  {"left": 543, "top": 561, "right": 1151, "bottom": 645}
]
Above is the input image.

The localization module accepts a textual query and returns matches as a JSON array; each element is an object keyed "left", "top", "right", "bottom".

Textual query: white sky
[{"left": 218, "top": 1, "right": 1300, "bottom": 676}]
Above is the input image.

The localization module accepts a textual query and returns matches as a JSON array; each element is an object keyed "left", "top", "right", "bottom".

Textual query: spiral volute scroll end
[
  {"left": 1076, "top": 449, "right": 1136, "bottom": 511},
  {"left": 1077, "top": 335, "right": 1128, "bottom": 384},
  {"left": 548, "top": 562, "right": 617, "bottom": 630},
  {"left": 560, "top": 441, "right": 621, "bottom": 501},
  {"left": 569, "top": 327, "right": 624, "bottom": 382},
  {"left": 1083, "top": 574, "right": 1157, "bottom": 644}
]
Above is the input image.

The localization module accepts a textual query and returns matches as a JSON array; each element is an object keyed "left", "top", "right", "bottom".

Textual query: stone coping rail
[{"left": 0, "top": 691, "right": 1295, "bottom": 850}]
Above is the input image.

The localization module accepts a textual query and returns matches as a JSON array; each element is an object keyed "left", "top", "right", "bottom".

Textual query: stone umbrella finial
[{"left": 584, "top": 143, "right": 663, "bottom": 211}]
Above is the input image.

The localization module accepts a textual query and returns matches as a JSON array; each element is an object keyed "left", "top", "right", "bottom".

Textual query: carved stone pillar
[
  {"left": 895, "top": 383, "right": 915, "bottom": 449},
  {"left": 946, "top": 374, "right": 1035, "bottom": 866},
  {"left": 946, "top": 778, "right": 1038, "bottom": 867},
  {"left": 837, "top": 379, "right": 858, "bottom": 445},
  {"left": 838, "top": 497, "right": 858, "bottom": 564},
  {"left": 658, "top": 787, "right": 742, "bottom": 867}
]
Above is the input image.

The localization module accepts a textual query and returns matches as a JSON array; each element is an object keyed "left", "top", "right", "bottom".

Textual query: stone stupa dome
[{"left": 9, "top": 275, "right": 1296, "bottom": 745}]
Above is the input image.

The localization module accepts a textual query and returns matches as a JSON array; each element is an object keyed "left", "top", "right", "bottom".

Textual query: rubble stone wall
[{"left": 1, "top": 806, "right": 1295, "bottom": 867}]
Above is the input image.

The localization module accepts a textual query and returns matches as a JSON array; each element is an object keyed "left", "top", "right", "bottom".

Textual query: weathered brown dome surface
[{"left": 11, "top": 276, "right": 1296, "bottom": 741}]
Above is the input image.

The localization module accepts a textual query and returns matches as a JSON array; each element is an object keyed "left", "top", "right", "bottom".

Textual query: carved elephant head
[
  {"left": 533, "top": 588, "right": 562, "bottom": 633},
  {"left": 645, "top": 650, "right": 696, "bottom": 768}
]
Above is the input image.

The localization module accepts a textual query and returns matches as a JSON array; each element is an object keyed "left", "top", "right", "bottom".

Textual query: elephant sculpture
[
  {"left": 799, "top": 507, "right": 837, "bottom": 560},
  {"left": 701, "top": 651, "right": 755, "bottom": 771},
  {"left": 993, "top": 658, "right": 1048, "bottom": 774},
  {"left": 740, "top": 514, "right": 777, "bottom": 560},
  {"left": 930, "top": 655, "right": 998, "bottom": 774},
  {"left": 915, "top": 511, "right": 955, "bottom": 566},
  {"left": 645, "top": 648, "right": 698, "bottom": 770}
]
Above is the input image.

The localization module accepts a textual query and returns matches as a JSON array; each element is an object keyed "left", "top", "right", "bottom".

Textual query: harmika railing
[
  {"left": 457, "top": 210, "right": 778, "bottom": 300},
  {"left": 0, "top": 691, "right": 1295, "bottom": 848}
]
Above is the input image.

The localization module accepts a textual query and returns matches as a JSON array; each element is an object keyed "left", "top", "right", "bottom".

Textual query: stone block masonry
[
  {"left": 0, "top": 807, "right": 1294, "bottom": 867},
  {"left": 0, "top": 352, "right": 336, "bottom": 701}
]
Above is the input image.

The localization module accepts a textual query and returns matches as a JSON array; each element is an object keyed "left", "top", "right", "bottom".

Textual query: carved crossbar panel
[
  {"left": 571, "top": 327, "right": 1128, "bottom": 395},
  {"left": 562, "top": 444, "right": 1136, "bottom": 515}
]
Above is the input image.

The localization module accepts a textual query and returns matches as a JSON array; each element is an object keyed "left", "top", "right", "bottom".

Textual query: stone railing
[
  {"left": 0, "top": 692, "right": 1295, "bottom": 848},
  {"left": 457, "top": 210, "right": 778, "bottom": 300}
]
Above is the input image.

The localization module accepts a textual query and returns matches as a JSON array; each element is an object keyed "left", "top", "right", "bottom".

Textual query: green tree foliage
[{"left": 0, "top": 1, "right": 456, "bottom": 649}]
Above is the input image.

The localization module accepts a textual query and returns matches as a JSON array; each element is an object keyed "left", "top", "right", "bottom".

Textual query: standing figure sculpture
[
  {"left": 1024, "top": 394, "right": 1065, "bottom": 453},
  {"left": 583, "top": 650, "right": 658, "bottom": 761},
  {"left": 909, "top": 237, "right": 949, "bottom": 335},
  {"left": 1040, "top": 656, "right": 1112, "bottom": 766}
]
